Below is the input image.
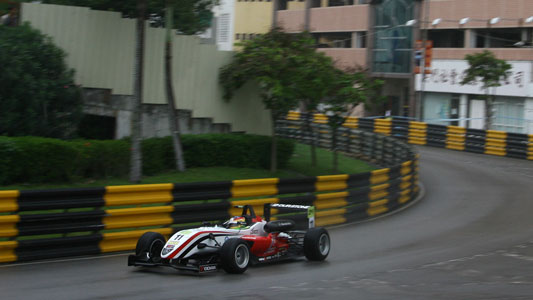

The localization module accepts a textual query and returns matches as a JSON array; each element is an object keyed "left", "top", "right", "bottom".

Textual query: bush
[
  {"left": 0, "top": 134, "right": 295, "bottom": 185},
  {"left": 0, "top": 23, "right": 82, "bottom": 139},
  {"left": 74, "top": 139, "right": 130, "bottom": 179},
  {"left": 0, "top": 136, "right": 80, "bottom": 184},
  {"left": 180, "top": 134, "right": 294, "bottom": 169}
]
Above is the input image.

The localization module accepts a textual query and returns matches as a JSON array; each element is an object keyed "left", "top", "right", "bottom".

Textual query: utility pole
[{"left": 418, "top": 0, "right": 430, "bottom": 121}]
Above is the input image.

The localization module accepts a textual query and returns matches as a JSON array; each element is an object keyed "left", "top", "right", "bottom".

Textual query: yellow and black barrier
[
  {"left": 288, "top": 112, "right": 533, "bottom": 160},
  {"left": 0, "top": 118, "right": 419, "bottom": 264}
]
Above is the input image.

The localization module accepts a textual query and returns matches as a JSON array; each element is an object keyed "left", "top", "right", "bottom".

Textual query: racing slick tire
[
  {"left": 135, "top": 232, "right": 166, "bottom": 263},
  {"left": 304, "top": 227, "right": 330, "bottom": 261},
  {"left": 220, "top": 238, "right": 250, "bottom": 274}
]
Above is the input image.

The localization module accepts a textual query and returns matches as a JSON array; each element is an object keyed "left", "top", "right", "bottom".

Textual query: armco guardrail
[
  {"left": 287, "top": 111, "right": 533, "bottom": 160},
  {"left": 0, "top": 122, "right": 418, "bottom": 263}
]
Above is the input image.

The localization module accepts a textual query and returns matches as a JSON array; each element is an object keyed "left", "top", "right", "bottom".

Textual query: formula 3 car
[{"left": 127, "top": 204, "right": 330, "bottom": 274}]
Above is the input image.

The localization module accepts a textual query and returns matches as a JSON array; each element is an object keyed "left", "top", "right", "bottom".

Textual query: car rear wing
[{"left": 263, "top": 203, "right": 315, "bottom": 229}]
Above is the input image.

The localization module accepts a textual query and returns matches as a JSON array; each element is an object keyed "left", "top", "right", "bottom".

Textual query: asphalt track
[{"left": 1, "top": 146, "right": 533, "bottom": 300}]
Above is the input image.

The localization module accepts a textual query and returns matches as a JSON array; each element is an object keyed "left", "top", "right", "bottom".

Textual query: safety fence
[
  {"left": 287, "top": 111, "right": 533, "bottom": 160},
  {"left": 0, "top": 124, "right": 418, "bottom": 263}
]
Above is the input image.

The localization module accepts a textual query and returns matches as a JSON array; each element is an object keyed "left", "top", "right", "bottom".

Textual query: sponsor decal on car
[
  {"left": 257, "top": 252, "right": 284, "bottom": 262},
  {"left": 271, "top": 204, "right": 310, "bottom": 209},
  {"left": 199, "top": 265, "right": 217, "bottom": 272}
]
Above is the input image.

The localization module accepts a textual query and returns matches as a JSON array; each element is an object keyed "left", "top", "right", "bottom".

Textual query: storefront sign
[{"left": 415, "top": 60, "right": 531, "bottom": 97}]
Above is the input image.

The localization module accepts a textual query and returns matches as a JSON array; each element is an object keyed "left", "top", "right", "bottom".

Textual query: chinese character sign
[{"left": 415, "top": 60, "right": 530, "bottom": 97}]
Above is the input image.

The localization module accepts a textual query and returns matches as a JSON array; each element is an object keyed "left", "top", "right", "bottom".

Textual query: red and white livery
[{"left": 128, "top": 204, "right": 330, "bottom": 274}]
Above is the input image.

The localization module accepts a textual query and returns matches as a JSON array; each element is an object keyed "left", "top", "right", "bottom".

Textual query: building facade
[{"left": 272, "top": 0, "right": 533, "bottom": 133}]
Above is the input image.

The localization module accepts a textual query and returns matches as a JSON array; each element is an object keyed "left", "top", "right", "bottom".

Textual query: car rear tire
[
  {"left": 220, "top": 238, "right": 250, "bottom": 274},
  {"left": 135, "top": 232, "right": 166, "bottom": 263},
  {"left": 304, "top": 227, "right": 330, "bottom": 261}
]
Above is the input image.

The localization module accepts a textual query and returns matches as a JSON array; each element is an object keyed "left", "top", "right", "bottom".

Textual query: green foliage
[
  {"left": 0, "top": 134, "right": 295, "bottom": 185},
  {"left": 460, "top": 50, "right": 512, "bottom": 89},
  {"left": 219, "top": 28, "right": 317, "bottom": 118},
  {"left": 323, "top": 70, "right": 384, "bottom": 129},
  {"left": 181, "top": 134, "right": 294, "bottom": 169},
  {"left": 460, "top": 50, "right": 512, "bottom": 129},
  {"left": 0, "top": 23, "right": 83, "bottom": 138},
  {"left": 75, "top": 139, "right": 130, "bottom": 178},
  {"left": 0, "top": 136, "right": 80, "bottom": 184},
  {"left": 141, "top": 136, "right": 174, "bottom": 175},
  {"left": 42, "top": 0, "right": 217, "bottom": 35}
]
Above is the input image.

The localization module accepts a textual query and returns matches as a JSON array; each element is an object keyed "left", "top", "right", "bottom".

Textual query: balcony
[
  {"left": 276, "top": 5, "right": 369, "bottom": 33},
  {"left": 277, "top": 9, "right": 305, "bottom": 32},
  {"left": 433, "top": 48, "right": 533, "bottom": 61},
  {"left": 309, "top": 5, "right": 368, "bottom": 32}
]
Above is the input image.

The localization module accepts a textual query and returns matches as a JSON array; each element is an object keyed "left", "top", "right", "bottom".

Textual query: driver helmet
[{"left": 225, "top": 216, "right": 247, "bottom": 229}]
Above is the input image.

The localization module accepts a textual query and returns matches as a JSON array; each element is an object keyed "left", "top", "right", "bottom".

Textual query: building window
[
  {"left": 328, "top": 0, "right": 354, "bottom": 6},
  {"left": 474, "top": 28, "right": 522, "bottom": 48},
  {"left": 236, "top": 33, "right": 240, "bottom": 40},
  {"left": 427, "top": 29, "right": 465, "bottom": 48},
  {"left": 356, "top": 31, "right": 367, "bottom": 48},
  {"left": 493, "top": 97, "right": 525, "bottom": 133},
  {"left": 372, "top": 0, "right": 415, "bottom": 74},
  {"left": 314, "top": 32, "right": 352, "bottom": 48},
  {"left": 217, "top": 14, "right": 230, "bottom": 43}
]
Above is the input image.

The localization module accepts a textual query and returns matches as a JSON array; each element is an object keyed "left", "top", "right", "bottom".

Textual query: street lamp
[
  {"left": 489, "top": 17, "right": 501, "bottom": 25},
  {"left": 405, "top": 19, "right": 417, "bottom": 27},
  {"left": 432, "top": 18, "right": 441, "bottom": 26},
  {"left": 459, "top": 17, "right": 470, "bottom": 25}
]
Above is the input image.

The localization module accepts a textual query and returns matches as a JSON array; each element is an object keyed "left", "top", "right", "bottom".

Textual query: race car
[{"left": 127, "top": 203, "right": 330, "bottom": 274}]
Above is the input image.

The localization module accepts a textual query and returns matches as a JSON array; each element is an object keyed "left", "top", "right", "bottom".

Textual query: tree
[
  {"left": 219, "top": 29, "right": 316, "bottom": 172},
  {"left": 321, "top": 70, "right": 384, "bottom": 172},
  {"left": 460, "top": 50, "right": 511, "bottom": 130},
  {"left": 293, "top": 51, "right": 337, "bottom": 167},
  {"left": 164, "top": 1, "right": 185, "bottom": 172},
  {"left": 0, "top": 23, "right": 82, "bottom": 139}
]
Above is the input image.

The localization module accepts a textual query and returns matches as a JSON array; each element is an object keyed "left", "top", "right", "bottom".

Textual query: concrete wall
[
  {"left": 21, "top": 3, "right": 271, "bottom": 136},
  {"left": 82, "top": 88, "right": 233, "bottom": 139}
]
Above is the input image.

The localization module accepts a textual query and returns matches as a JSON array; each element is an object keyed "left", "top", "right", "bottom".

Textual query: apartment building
[{"left": 272, "top": 0, "right": 533, "bottom": 133}]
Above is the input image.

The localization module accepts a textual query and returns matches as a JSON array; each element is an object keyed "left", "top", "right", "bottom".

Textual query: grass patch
[
  {"left": 0, "top": 143, "right": 375, "bottom": 191},
  {"left": 288, "top": 143, "right": 375, "bottom": 176}
]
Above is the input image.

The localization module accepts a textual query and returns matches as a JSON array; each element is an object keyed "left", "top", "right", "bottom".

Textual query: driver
[{"left": 224, "top": 216, "right": 249, "bottom": 229}]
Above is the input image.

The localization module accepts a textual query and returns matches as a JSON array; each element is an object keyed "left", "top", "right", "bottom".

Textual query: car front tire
[
  {"left": 135, "top": 232, "right": 166, "bottom": 263},
  {"left": 220, "top": 238, "right": 250, "bottom": 274}
]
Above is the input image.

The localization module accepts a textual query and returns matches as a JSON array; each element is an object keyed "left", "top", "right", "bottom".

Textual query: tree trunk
[
  {"left": 270, "top": 111, "right": 278, "bottom": 173},
  {"left": 303, "top": 110, "right": 317, "bottom": 166},
  {"left": 485, "top": 90, "right": 493, "bottom": 131},
  {"left": 129, "top": 0, "right": 146, "bottom": 183},
  {"left": 165, "top": 1, "right": 186, "bottom": 172},
  {"left": 332, "top": 127, "right": 338, "bottom": 173}
]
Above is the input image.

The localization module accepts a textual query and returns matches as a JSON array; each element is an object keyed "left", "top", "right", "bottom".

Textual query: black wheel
[
  {"left": 304, "top": 227, "right": 330, "bottom": 261},
  {"left": 135, "top": 232, "right": 166, "bottom": 263},
  {"left": 220, "top": 238, "right": 250, "bottom": 274}
]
